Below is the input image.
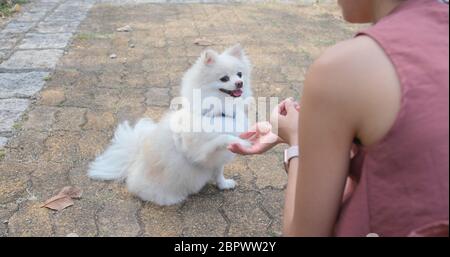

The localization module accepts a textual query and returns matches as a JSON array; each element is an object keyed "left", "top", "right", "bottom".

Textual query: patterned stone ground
[
  {"left": 0, "top": 0, "right": 95, "bottom": 147},
  {"left": 0, "top": 1, "right": 360, "bottom": 236}
]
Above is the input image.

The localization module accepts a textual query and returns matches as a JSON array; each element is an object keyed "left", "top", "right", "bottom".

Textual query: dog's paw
[
  {"left": 226, "top": 135, "right": 251, "bottom": 148},
  {"left": 236, "top": 138, "right": 251, "bottom": 148},
  {"left": 217, "top": 179, "right": 236, "bottom": 190}
]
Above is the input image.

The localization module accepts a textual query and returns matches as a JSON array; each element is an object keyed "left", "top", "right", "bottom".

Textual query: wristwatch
[{"left": 284, "top": 145, "right": 299, "bottom": 173}]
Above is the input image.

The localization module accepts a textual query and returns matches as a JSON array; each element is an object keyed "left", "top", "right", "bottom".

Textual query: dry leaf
[
  {"left": 42, "top": 196, "right": 74, "bottom": 211},
  {"left": 194, "top": 38, "right": 214, "bottom": 46},
  {"left": 41, "top": 186, "right": 82, "bottom": 211},
  {"left": 12, "top": 4, "right": 21, "bottom": 13}
]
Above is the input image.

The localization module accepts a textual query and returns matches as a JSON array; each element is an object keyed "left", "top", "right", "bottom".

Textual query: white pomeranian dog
[{"left": 88, "top": 44, "right": 253, "bottom": 205}]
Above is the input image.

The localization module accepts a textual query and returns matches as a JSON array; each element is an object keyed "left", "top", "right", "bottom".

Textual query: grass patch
[
  {"left": 12, "top": 122, "right": 21, "bottom": 130},
  {"left": 0, "top": 149, "right": 5, "bottom": 160},
  {"left": 0, "top": 0, "right": 28, "bottom": 18}
]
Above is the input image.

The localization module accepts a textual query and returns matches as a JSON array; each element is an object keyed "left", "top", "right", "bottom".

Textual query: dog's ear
[
  {"left": 202, "top": 49, "right": 218, "bottom": 66},
  {"left": 225, "top": 43, "right": 244, "bottom": 60}
]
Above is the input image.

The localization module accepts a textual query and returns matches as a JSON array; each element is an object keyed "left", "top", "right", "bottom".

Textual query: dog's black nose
[{"left": 235, "top": 81, "right": 243, "bottom": 88}]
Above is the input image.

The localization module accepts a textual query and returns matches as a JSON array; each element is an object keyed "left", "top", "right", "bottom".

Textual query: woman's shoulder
[
  {"left": 304, "top": 35, "right": 402, "bottom": 146},
  {"left": 312, "top": 36, "right": 384, "bottom": 77},
  {"left": 305, "top": 36, "right": 390, "bottom": 101}
]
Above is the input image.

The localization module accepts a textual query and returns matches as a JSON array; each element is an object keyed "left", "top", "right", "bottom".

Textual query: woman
[{"left": 229, "top": 0, "right": 449, "bottom": 236}]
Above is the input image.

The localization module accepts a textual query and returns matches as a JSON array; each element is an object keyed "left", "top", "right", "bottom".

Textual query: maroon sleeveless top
[{"left": 334, "top": 0, "right": 449, "bottom": 237}]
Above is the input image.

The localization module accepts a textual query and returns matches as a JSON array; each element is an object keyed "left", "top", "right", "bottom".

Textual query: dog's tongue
[{"left": 231, "top": 89, "right": 243, "bottom": 97}]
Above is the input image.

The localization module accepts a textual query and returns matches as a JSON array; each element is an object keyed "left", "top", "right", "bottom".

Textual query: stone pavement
[
  {"left": 0, "top": 0, "right": 95, "bottom": 147},
  {"left": 0, "top": 0, "right": 360, "bottom": 236}
]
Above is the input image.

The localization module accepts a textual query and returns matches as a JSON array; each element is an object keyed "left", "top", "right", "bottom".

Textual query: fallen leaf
[
  {"left": 42, "top": 196, "right": 74, "bottom": 211},
  {"left": 116, "top": 25, "right": 132, "bottom": 32},
  {"left": 194, "top": 38, "right": 214, "bottom": 46},
  {"left": 41, "top": 186, "right": 82, "bottom": 211},
  {"left": 12, "top": 4, "right": 21, "bottom": 13}
]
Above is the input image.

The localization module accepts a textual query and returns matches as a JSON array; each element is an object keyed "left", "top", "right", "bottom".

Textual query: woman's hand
[
  {"left": 227, "top": 121, "right": 283, "bottom": 155},
  {"left": 274, "top": 98, "right": 300, "bottom": 146},
  {"left": 228, "top": 98, "right": 300, "bottom": 155}
]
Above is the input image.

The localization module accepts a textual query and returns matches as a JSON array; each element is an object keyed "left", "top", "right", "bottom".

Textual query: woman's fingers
[
  {"left": 284, "top": 99, "right": 300, "bottom": 113},
  {"left": 228, "top": 143, "right": 259, "bottom": 155},
  {"left": 278, "top": 97, "right": 294, "bottom": 116}
]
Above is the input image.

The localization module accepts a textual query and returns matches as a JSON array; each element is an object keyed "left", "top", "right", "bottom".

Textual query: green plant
[
  {"left": 0, "top": 149, "right": 5, "bottom": 160},
  {"left": 12, "top": 122, "right": 21, "bottom": 130},
  {"left": 0, "top": 0, "right": 28, "bottom": 18}
]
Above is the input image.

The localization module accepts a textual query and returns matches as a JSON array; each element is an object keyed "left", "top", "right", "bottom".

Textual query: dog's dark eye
[
  {"left": 220, "top": 76, "right": 230, "bottom": 82},
  {"left": 237, "top": 72, "right": 242, "bottom": 78}
]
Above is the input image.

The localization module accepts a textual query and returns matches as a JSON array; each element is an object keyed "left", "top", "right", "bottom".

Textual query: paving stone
[
  {"left": 53, "top": 199, "right": 98, "bottom": 237},
  {"left": 46, "top": 10, "right": 87, "bottom": 22},
  {"left": 68, "top": 162, "right": 111, "bottom": 201},
  {"left": 17, "top": 33, "right": 73, "bottom": 49},
  {"left": 83, "top": 110, "right": 116, "bottom": 130},
  {"left": 0, "top": 136, "right": 7, "bottom": 148},
  {"left": 15, "top": 9, "right": 50, "bottom": 23},
  {"left": 30, "top": 161, "right": 72, "bottom": 200},
  {"left": 22, "top": 106, "right": 58, "bottom": 131},
  {"left": 35, "top": 20, "right": 81, "bottom": 33},
  {"left": 0, "top": 98, "right": 30, "bottom": 133},
  {"left": 115, "top": 105, "right": 146, "bottom": 124},
  {"left": 141, "top": 203, "right": 183, "bottom": 236},
  {"left": 96, "top": 184, "right": 141, "bottom": 237},
  {"left": 0, "top": 201, "right": 18, "bottom": 236},
  {"left": 0, "top": 161, "right": 34, "bottom": 204},
  {"left": 2, "top": 21, "right": 35, "bottom": 34},
  {"left": 0, "top": 49, "right": 64, "bottom": 69},
  {"left": 39, "top": 0, "right": 64, "bottom": 3},
  {"left": 4, "top": 131, "right": 48, "bottom": 163},
  {"left": 37, "top": 88, "right": 66, "bottom": 106},
  {"left": 142, "top": 106, "right": 167, "bottom": 122},
  {"left": 260, "top": 188, "right": 285, "bottom": 236},
  {"left": 0, "top": 50, "right": 9, "bottom": 61},
  {"left": 0, "top": 72, "right": 49, "bottom": 99},
  {"left": 117, "top": 89, "right": 146, "bottom": 109},
  {"left": 92, "top": 88, "right": 121, "bottom": 109},
  {"left": 8, "top": 201, "right": 53, "bottom": 237},
  {"left": 0, "top": 33, "right": 21, "bottom": 50},
  {"left": 42, "top": 131, "right": 80, "bottom": 163},
  {"left": 52, "top": 107, "right": 87, "bottom": 131},
  {"left": 181, "top": 194, "right": 227, "bottom": 236},
  {"left": 248, "top": 154, "right": 287, "bottom": 189},
  {"left": 145, "top": 87, "right": 171, "bottom": 107},
  {"left": 223, "top": 191, "right": 271, "bottom": 236},
  {"left": 78, "top": 130, "right": 111, "bottom": 161},
  {"left": 223, "top": 156, "right": 254, "bottom": 190}
]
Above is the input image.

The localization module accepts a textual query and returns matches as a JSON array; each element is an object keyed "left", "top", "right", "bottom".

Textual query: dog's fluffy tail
[{"left": 88, "top": 118, "right": 156, "bottom": 181}]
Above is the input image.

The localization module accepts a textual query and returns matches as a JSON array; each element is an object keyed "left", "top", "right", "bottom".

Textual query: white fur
[{"left": 88, "top": 44, "right": 253, "bottom": 205}]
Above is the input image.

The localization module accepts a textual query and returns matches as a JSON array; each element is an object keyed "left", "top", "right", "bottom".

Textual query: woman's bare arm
[
  {"left": 229, "top": 36, "right": 401, "bottom": 236},
  {"left": 282, "top": 36, "right": 401, "bottom": 236}
]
